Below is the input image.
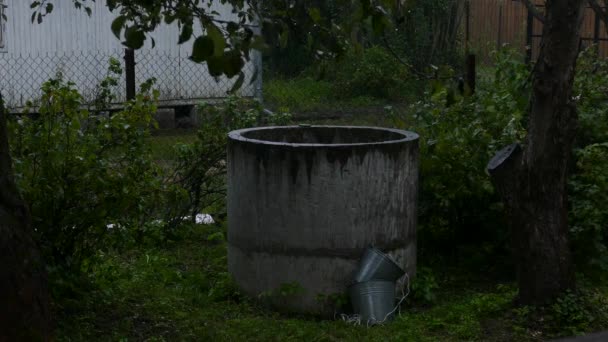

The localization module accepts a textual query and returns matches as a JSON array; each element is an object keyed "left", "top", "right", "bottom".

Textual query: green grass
[
  {"left": 148, "top": 130, "right": 197, "bottom": 162},
  {"left": 56, "top": 220, "right": 608, "bottom": 341},
  {"left": 54, "top": 102, "right": 608, "bottom": 342},
  {"left": 264, "top": 77, "right": 385, "bottom": 114},
  {"left": 55, "top": 224, "right": 516, "bottom": 341},
  {"left": 54, "top": 220, "right": 608, "bottom": 341}
]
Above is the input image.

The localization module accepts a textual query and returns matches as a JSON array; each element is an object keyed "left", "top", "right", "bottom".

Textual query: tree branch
[
  {"left": 588, "top": 0, "right": 608, "bottom": 36},
  {"left": 516, "top": 0, "right": 546, "bottom": 23},
  {"left": 587, "top": 0, "right": 607, "bottom": 17}
]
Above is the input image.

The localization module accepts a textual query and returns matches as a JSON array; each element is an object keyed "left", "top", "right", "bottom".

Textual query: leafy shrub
[
  {"left": 9, "top": 74, "right": 162, "bottom": 274},
  {"left": 512, "top": 288, "right": 608, "bottom": 338},
  {"left": 410, "top": 267, "right": 439, "bottom": 304},
  {"left": 568, "top": 46, "right": 608, "bottom": 277},
  {"left": 164, "top": 96, "right": 291, "bottom": 231},
  {"left": 388, "top": 45, "right": 608, "bottom": 277},
  {"left": 574, "top": 46, "right": 608, "bottom": 146},
  {"left": 569, "top": 143, "right": 608, "bottom": 275},
  {"left": 333, "top": 46, "right": 409, "bottom": 100},
  {"left": 388, "top": 48, "right": 528, "bottom": 267},
  {"left": 390, "top": 0, "right": 464, "bottom": 70},
  {"left": 264, "top": 77, "right": 334, "bottom": 112}
]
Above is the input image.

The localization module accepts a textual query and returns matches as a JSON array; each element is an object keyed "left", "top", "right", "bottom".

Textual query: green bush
[
  {"left": 388, "top": 46, "right": 608, "bottom": 277},
  {"left": 264, "top": 77, "right": 334, "bottom": 112},
  {"left": 568, "top": 46, "right": 608, "bottom": 277},
  {"left": 388, "top": 48, "right": 528, "bottom": 267},
  {"left": 512, "top": 288, "right": 608, "bottom": 338},
  {"left": 569, "top": 143, "right": 608, "bottom": 275},
  {"left": 9, "top": 74, "right": 163, "bottom": 274},
  {"left": 384, "top": 0, "right": 464, "bottom": 70},
  {"left": 163, "top": 96, "right": 291, "bottom": 231},
  {"left": 333, "top": 46, "right": 409, "bottom": 100},
  {"left": 574, "top": 46, "right": 608, "bottom": 146}
]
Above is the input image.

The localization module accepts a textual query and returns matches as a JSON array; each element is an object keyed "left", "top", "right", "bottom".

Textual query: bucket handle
[{"left": 378, "top": 272, "right": 410, "bottom": 324}]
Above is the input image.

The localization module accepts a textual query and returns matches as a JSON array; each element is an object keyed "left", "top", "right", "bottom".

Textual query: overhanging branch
[{"left": 516, "top": 0, "right": 546, "bottom": 23}]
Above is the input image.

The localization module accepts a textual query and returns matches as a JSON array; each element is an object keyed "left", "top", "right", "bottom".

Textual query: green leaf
[
  {"left": 226, "top": 22, "right": 239, "bottom": 34},
  {"left": 124, "top": 26, "right": 146, "bottom": 49},
  {"left": 308, "top": 8, "right": 321, "bottom": 23},
  {"left": 279, "top": 30, "right": 288, "bottom": 49},
  {"left": 229, "top": 72, "right": 245, "bottom": 94},
  {"left": 45, "top": 3, "right": 54, "bottom": 14},
  {"left": 250, "top": 35, "right": 267, "bottom": 51},
  {"left": 223, "top": 51, "right": 244, "bottom": 78},
  {"left": 111, "top": 16, "right": 127, "bottom": 40},
  {"left": 206, "top": 23, "right": 225, "bottom": 57},
  {"left": 178, "top": 23, "right": 193, "bottom": 44},
  {"left": 206, "top": 56, "right": 224, "bottom": 77},
  {"left": 190, "top": 36, "right": 214, "bottom": 63}
]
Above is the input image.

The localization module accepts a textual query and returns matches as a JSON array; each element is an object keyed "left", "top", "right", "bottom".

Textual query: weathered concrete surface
[{"left": 227, "top": 125, "right": 419, "bottom": 315}]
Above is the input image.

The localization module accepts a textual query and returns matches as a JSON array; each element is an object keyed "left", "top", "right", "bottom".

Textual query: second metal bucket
[
  {"left": 349, "top": 280, "right": 396, "bottom": 325},
  {"left": 352, "top": 247, "right": 405, "bottom": 283}
]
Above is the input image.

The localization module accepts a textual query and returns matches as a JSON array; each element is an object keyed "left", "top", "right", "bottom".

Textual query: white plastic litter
[
  {"left": 195, "top": 213, "right": 215, "bottom": 224},
  {"left": 106, "top": 213, "right": 214, "bottom": 230},
  {"left": 181, "top": 213, "right": 215, "bottom": 225}
]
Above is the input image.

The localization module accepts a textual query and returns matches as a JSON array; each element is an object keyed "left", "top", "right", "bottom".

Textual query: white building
[{"left": 0, "top": 0, "right": 261, "bottom": 109}]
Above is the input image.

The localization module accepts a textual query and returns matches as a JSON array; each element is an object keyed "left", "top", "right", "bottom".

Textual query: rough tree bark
[
  {"left": 488, "top": 0, "right": 585, "bottom": 305},
  {"left": 0, "top": 95, "right": 51, "bottom": 340}
]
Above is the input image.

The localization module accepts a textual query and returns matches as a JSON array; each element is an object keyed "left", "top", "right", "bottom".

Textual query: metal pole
[
  {"left": 525, "top": 5, "right": 534, "bottom": 64},
  {"left": 124, "top": 48, "right": 136, "bottom": 101},
  {"left": 251, "top": 2, "right": 264, "bottom": 103},
  {"left": 594, "top": 8, "right": 601, "bottom": 56},
  {"left": 497, "top": 1, "right": 503, "bottom": 51},
  {"left": 465, "top": 54, "right": 476, "bottom": 94},
  {"left": 465, "top": 0, "right": 470, "bottom": 54}
]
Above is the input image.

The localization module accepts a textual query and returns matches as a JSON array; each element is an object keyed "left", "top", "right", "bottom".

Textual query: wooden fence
[{"left": 466, "top": 0, "right": 608, "bottom": 63}]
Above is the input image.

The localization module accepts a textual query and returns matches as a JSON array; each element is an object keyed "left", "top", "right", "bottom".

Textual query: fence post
[
  {"left": 465, "top": 54, "right": 476, "bottom": 95},
  {"left": 594, "top": 9, "right": 600, "bottom": 56},
  {"left": 525, "top": 6, "right": 534, "bottom": 64},
  {"left": 252, "top": 7, "right": 264, "bottom": 103},
  {"left": 124, "top": 48, "right": 136, "bottom": 101},
  {"left": 497, "top": 0, "right": 503, "bottom": 51},
  {"left": 465, "top": 0, "right": 470, "bottom": 53}
]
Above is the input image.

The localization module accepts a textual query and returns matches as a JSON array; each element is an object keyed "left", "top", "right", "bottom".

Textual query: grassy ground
[
  {"left": 55, "top": 223, "right": 524, "bottom": 342},
  {"left": 264, "top": 77, "right": 391, "bottom": 114},
  {"left": 53, "top": 110, "right": 608, "bottom": 341},
  {"left": 55, "top": 221, "right": 608, "bottom": 341},
  {"left": 148, "top": 130, "right": 198, "bottom": 162}
]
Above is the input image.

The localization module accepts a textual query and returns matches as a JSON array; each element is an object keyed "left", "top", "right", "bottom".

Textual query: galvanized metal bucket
[
  {"left": 349, "top": 280, "right": 396, "bottom": 325},
  {"left": 352, "top": 247, "right": 405, "bottom": 283}
]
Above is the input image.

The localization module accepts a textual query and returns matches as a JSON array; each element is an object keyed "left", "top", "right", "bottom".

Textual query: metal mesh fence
[
  {"left": 0, "top": 50, "right": 124, "bottom": 108},
  {"left": 0, "top": 49, "right": 259, "bottom": 110}
]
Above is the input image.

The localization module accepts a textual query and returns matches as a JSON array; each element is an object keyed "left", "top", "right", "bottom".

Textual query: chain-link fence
[{"left": 0, "top": 48, "right": 259, "bottom": 110}]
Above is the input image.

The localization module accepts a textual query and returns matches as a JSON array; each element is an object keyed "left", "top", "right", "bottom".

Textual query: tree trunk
[
  {"left": 0, "top": 95, "right": 51, "bottom": 340},
  {"left": 488, "top": 0, "right": 585, "bottom": 305}
]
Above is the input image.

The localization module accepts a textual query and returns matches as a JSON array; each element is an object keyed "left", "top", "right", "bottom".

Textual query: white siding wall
[{"left": 0, "top": 0, "right": 257, "bottom": 107}]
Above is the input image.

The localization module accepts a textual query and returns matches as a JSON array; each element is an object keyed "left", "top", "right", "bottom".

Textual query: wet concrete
[{"left": 227, "top": 125, "right": 419, "bottom": 315}]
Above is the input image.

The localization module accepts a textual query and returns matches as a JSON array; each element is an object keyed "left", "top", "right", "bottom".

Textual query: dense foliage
[
  {"left": 9, "top": 75, "right": 162, "bottom": 276},
  {"left": 164, "top": 96, "right": 291, "bottom": 231},
  {"left": 384, "top": 46, "right": 608, "bottom": 281},
  {"left": 332, "top": 46, "right": 409, "bottom": 100},
  {"left": 569, "top": 47, "right": 608, "bottom": 276},
  {"left": 5, "top": 38, "right": 608, "bottom": 340},
  {"left": 388, "top": 48, "right": 528, "bottom": 269}
]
